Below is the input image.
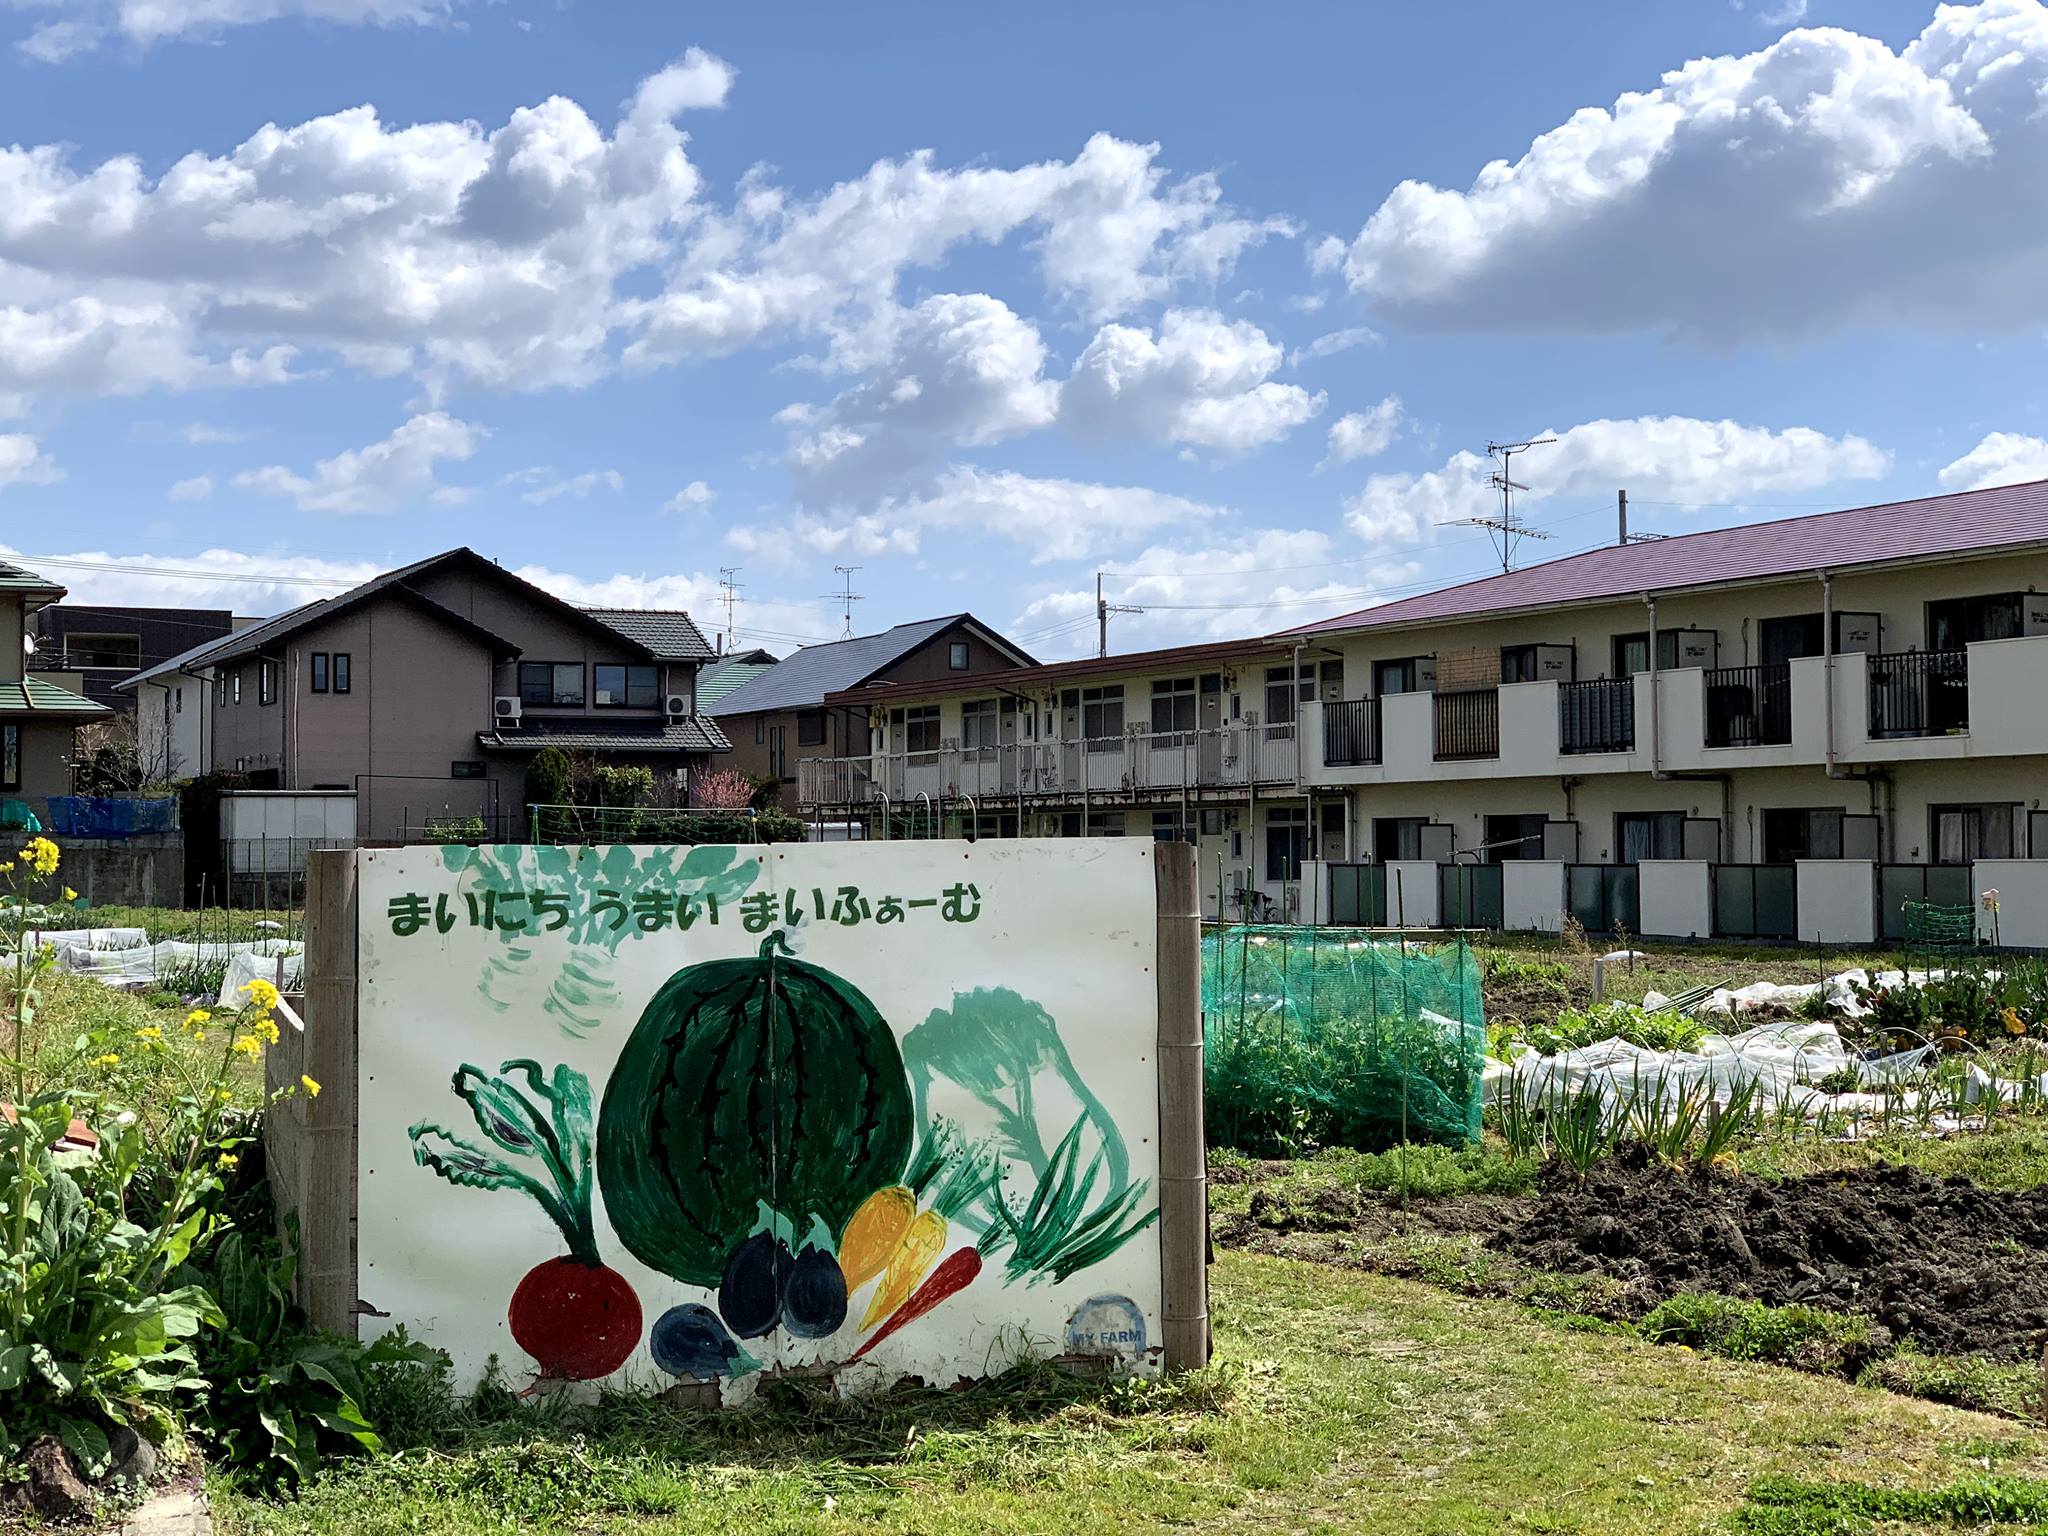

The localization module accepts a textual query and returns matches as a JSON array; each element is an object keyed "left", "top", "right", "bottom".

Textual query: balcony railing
[
  {"left": 1704, "top": 663, "right": 1792, "bottom": 748},
  {"left": 794, "top": 720, "right": 1300, "bottom": 807},
  {"left": 1323, "top": 697, "right": 1381, "bottom": 766},
  {"left": 1433, "top": 688, "right": 1499, "bottom": 761},
  {"left": 1868, "top": 649, "right": 1968, "bottom": 739},
  {"left": 1558, "top": 678, "right": 1634, "bottom": 755}
]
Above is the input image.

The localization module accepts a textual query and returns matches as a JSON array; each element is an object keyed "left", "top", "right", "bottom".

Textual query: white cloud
[
  {"left": 732, "top": 464, "right": 1227, "bottom": 566},
  {"left": 1761, "top": 0, "right": 1809, "bottom": 24},
  {"left": 1345, "top": 415, "right": 1890, "bottom": 546},
  {"left": 1288, "top": 325, "right": 1379, "bottom": 366},
  {"left": 0, "top": 540, "right": 379, "bottom": 612},
  {"left": 1323, "top": 397, "right": 1405, "bottom": 466},
  {"left": 1061, "top": 309, "right": 1322, "bottom": 457},
  {"left": 665, "top": 479, "right": 715, "bottom": 512},
  {"left": 1939, "top": 431, "right": 2048, "bottom": 490},
  {"left": 783, "top": 293, "right": 1058, "bottom": 501},
  {"left": 179, "top": 421, "right": 248, "bottom": 445},
  {"left": 502, "top": 466, "right": 624, "bottom": 504},
  {"left": 168, "top": 473, "right": 214, "bottom": 501},
  {"left": 0, "top": 434, "right": 59, "bottom": 490},
  {"left": 1338, "top": 1, "right": 2048, "bottom": 340},
  {"left": 234, "top": 412, "right": 482, "bottom": 514},
  {"left": 13, "top": 0, "right": 474, "bottom": 59}
]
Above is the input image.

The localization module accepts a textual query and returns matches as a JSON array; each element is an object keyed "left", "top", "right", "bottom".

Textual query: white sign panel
[{"left": 355, "top": 839, "right": 1162, "bottom": 1394}]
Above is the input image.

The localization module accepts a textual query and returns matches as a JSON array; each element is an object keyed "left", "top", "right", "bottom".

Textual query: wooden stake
[
  {"left": 298, "top": 848, "right": 360, "bottom": 1335},
  {"left": 1154, "top": 841, "right": 1210, "bottom": 1371}
]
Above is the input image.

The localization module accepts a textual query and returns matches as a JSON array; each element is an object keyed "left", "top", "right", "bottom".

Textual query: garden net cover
[{"left": 1201, "top": 924, "right": 1486, "bottom": 1154}]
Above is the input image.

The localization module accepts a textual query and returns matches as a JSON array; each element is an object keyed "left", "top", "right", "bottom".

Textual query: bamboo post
[
  {"left": 1154, "top": 841, "right": 1210, "bottom": 1371},
  {"left": 299, "top": 848, "right": 360, "bottom": 1334}
]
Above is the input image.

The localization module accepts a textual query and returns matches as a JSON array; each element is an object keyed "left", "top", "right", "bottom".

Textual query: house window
[
  {"left": 1263, "top": 667, "right": 1297, "bottom": 728},
  {"left": 310, "top": 652, "right": 329, "bottom": 693},
  {"left": 1616, "top": 811, "right": 1685, "bottom": 863},
  {"left": 960, "top": 699, "right": 999, "bottom": 759},
  {"left": 1932, "top": 803, "right": 2019, "bottom": 863},
  {"left": 519, "top": 662, "right": 584, "bottom": 707},
  {"left": 258, "top": 661, "right": 277, "bottom": 705},
  {"left": 768, "top": 724, "right": 788, "bottom": 779},
  {"left": 796, "top": 709, "right": 827, "bottom": 747},
  {"left": 1151, "top": 677, "right": 1197, "bottom": 741},
  {"left": 1373, "top": 816, "right": 1427, "bottom": 862},
  {"left": 1928, "top": 592, "right": 2024, "bottom": 649},
  {"left": 903, "top": 705, "right": 941, "bottom": 757},
  {"left": 0, "top": 724, "right": 16, "bottom": 790},
  {"left": 332, "top": 653, "right": 351, "bottom": 694},
  {"left": 755, "top": 717, "right": 765, "bottom": 744},
  {"left": 1612, "top": 631, "right": 1681, "bottom": 678},
  {"left": 1080, "top": 685, "right": 1123, "bottom": 750},
  {"left": 451, "top": 760, "right": 486, "bottom": 779},
  {"left": 1763, "top": 808, "right": 1845, "bottom": 863},
  {"left": 948, "top": 640, "right": 970, "bottom": 670},
  {"left": 231, "top": 670, "right": 243, "bottom": 706},
  {"left": 1266, "top": 805, "right": 1309, "bottom": 882},
  {"left": 594, "top": 664, "right": 660, "bottom": 708},
  {"left": 174, "top": 686, "right": 183, "bottom": 714}
]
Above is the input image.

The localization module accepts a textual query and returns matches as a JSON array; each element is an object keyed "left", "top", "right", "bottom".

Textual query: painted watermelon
[{"left": 597, "top": 932, "right": 914, "bottom": 1287}]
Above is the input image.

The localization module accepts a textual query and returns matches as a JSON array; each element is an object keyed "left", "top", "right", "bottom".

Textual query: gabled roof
[
  {"left": 1284, "top": 479, "right": 2048, "bottom": 639},
  {"left": 476, "top": 717, "right": 731, "bottom": 755},
  {"left": 584, "top": 608, "right": 716, "bottom": 661},
  {"left": 0, "top": 560, "right": 66, "bottom": 603},
  {"left": 0, "top": 678, "right": 109, "bottom": 716},
  {"left": 709, "top": 615, "right": 1034, "bottom": 716},
  {"left": 822, "top": 634, "right": 1292, "bottom": 709},
  {"left": 696, "top": 652, "right": 778, "bottom": 707}
]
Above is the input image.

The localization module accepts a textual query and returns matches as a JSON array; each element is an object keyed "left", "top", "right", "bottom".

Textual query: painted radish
[{"left": 410, "top": 1059, "right": 642, "bottom": 1382}]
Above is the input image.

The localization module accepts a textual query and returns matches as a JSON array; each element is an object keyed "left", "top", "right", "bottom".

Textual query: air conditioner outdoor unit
[
  {"left": 664, "top": 695, "right": 690, "bottom": 718},
  {"left": 492, "top": 696, "right": 522, "bottom": 724}
]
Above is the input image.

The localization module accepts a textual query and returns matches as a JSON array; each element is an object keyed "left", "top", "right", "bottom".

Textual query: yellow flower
[
  {"left": 90, "top": 1052, "right": 120, "bottom": 1069},
  {"left": 230, "top": 1036, "right": 262, "bottom": 1060},
  {"left": 0, "top": 862, "right": 14, "bottom": 874},
  {"left": 300, "top": 1075, "right": 321, "bottom": 1098},
  {"left": 218, "top": 1153, "right": 239, "bottom": 1170},
  {"left": 61, "top": 887, "right": 76, "bottom": 903},
  {"left": 241, "top": 977, "right": 280, "bottom": 1011},
  {"left": 20, "top": 837, "right": 59, "bottom": 877},
  {"left": 251, "top": 1015, "right": 281, "bottom": 1046},
  {"left": 133, "top": 1024, "right": 164, "bottom": 1044},
  {"left": 2004, "top": 1008, "right": 2027, "bottom": 1037},
  {"left": 184, "top": 1009, "right": 213, "bottom": 1035}
]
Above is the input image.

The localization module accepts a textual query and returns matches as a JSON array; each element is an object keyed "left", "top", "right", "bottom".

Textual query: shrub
[
  {"left": 523, "top": 747, "right": 571, "bottom": 812},
  {"left": 693, "top": 768, "right": 755, "bottom": 810}
]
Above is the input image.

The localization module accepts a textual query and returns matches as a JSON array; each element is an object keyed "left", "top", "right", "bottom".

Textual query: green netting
[{"left": 1200, "top": 924, "right": 1486, "bottom": 1155}]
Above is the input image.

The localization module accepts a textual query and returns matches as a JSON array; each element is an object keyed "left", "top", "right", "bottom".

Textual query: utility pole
[
  {"left": 826, "top": 565, "right": 864, "bottom": 640},
  {"left": 1616, "top": 487, "right": 1669, "bottom": 545},
  {"left": 1441, "top": 437, "right": 1556, "bottom": 574},
  {"left": 1096, "top": 572, "right": 1142, "bottom": 658},
  {"left": 717, "top": 567, "right": 742, "bottom": 654}
]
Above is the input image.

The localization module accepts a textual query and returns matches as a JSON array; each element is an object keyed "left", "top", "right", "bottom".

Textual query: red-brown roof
[
  {"left": 823, "top": 635, "right": 1290, "bottom": 707},
  {"left": 1282, "top": 479, "right": 2048, "bottom": 638}
]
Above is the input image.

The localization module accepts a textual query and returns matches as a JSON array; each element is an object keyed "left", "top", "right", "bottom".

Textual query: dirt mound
[{"left": 1495, "top": 1154, "right": 2048, "bottom": 1360}]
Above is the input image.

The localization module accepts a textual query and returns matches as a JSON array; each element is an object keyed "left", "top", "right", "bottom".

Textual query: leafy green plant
[
  {"left": 422, "top": 815, "right": 488, "bottom": 844},
  {"left": 1496, "top": 1000, "right": 1707, "bottom": 1057},
  {"left": 522, "top": 747, "right": 571, "bottom": 813},
  {"left": 1637, "top": 1292, "right": 1879, "bottom": 1374}
]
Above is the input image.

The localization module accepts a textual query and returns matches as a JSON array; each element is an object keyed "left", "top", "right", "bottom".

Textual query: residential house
[
  {"left": 118, "top": 631, "right": 242, "bottom": 783},
  {"left": 709, "top": 617, "right": 1033, "bottom": 798},
  {"left": 797, "top": 636, "right": 1311, "bottom": 919},
  {"left": 0, "top": 561, "right": 111, "bottom": 817},
  {"left": 173, "top": 549, "right": 729, "bottom": 839},
  {"left": 32, "top": 605, "right": 235, "bottom": 712},
  {"left": 695, "top": 647, "right": 778, "bottom": 711}
]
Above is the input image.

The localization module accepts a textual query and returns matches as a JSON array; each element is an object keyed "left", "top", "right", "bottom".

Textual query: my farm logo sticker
[{"left": 1065, "top": 1293, "right": 1146, "bottom": 1358}]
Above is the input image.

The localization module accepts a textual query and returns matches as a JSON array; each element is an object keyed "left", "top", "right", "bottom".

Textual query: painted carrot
[
  {"left": 859, "top": 1207, "right": 946, "bottom": 1329},
  {"left": 851, "top": 1247, "right": 983, "bottom": 1360},
  {"left": 840, "top": 1185, "right": 916, "bottom": 1291}
]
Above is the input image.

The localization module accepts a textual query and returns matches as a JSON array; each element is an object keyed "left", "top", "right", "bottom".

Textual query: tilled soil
[{"left": 1494, "top": 1153, "right": 2048, "bottom": 1360}]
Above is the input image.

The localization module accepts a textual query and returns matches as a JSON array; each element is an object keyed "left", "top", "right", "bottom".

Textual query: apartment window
[
  {"left": 310, "top": 652, "right": 329, "bottom": 693},
  {"left": 1500, "top": 645, "right": 1541, "bottom": 685},
  {"left": 903, "top": 704, "right": 941, "bottom": 757},
  {"left": 519, "top": 662, "right": 584, "bottom": 707},
  {"left": 1152, "top": 809, "right": 1193, "bottom": 845},
  {"left": 960, "top": 699, "right": 999, "bottom": 759},
  {"left": 1932, "top": 802, "right": 2019, "bottom": 863},
  {"left": 1760, "top": 808, "right": 1844, "bottom": 862},
  {"left": 65, "top": 633, "right": 141, "bottom": 670},
  {"left": 796, "top": 709, "right": 827, "bottom": 747},
  {"left": 1079, "top": 685, "right": 1123, "bottom": 750},
  {"left": 231, "top": 670, "right": 243, "bottom": 706},
  {"left": 593, "top": 664, "right": 659, "bottom": 708},
  {"left": 1484, "top": 814, "right": 1546, "bottom": 863},
  {"left": 1314, "top": 659, "right": 1345, "bottom": 703},
  {"left": 1373, "top": 816, "right": 1426, "bottom": 862},
  {"left": 948, "top": 640, "right": 970, "bottom": 670},
  {"left": 1616, "top": 811, "right": 1685, "bottom": 863},
  {"left": 1375, "top": 657, "right": 1427, "bottom": 696},
  {"left": 1266, "top": 805, "right": 1309, "bottom": 882},
  {"left": 1151, "top": 677, "right": 1197, "bottom": 741},
  {"left": 332, "top": 653, "right": 351, "bottom": 694},
  {"left": 1928, "top": 592, "right": 2024, "bottom": 649},
  {"left": 451, "top": 760, "right": 485, "bottom": 779},
  {"left": 258, "top": 660, "right": 277, "bottom": 705},
  {"left": 0, "top": 724, "right": 16, "bottom": 790},
  {"left": 1612, "top": 631, "right": 1681, "bottom": 678},
  {"left": 1263, "top": 667, "right": 1297, "bottom": 728}
]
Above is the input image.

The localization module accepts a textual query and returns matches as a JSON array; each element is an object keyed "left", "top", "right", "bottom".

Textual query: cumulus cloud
[
  {"left": 233, "top": 412, "right": 482, "bottom": 514},
  {"left": 1939, "top": 431, "right": 2048, "bottom": 490},
  {"left": 1337, "top": 0, "right": 2048, "bottom": 340},
  {"left": 665, "top": 479, "right": 715, "bottom": 512},
  {"left": 1061, "top": 309, "right": 1323, "bottom": 457},
  {"left": 503, "top": 466, "right": 624, "bottom": 504},
  {"left": 0, "top": 434, "right": 59, "bottom": 491},
  {"left": 168, "top": 473, "right": 214, "bottom": 501},
  {"left": 1323, "top": 397, "right": 1405, "bottom": 466},
  {"left": 1344, "top": 415, "right": 1890, "bottom": 546},
  {"left": 13, "top": 0, "right": 473, "bottom": 59}
]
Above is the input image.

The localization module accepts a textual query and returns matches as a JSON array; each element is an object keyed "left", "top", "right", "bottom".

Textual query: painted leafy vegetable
[
  {"left": 409, "top": 1060, "right": 641, "bottom": 1381},
  {"left": 596, "top": 932, "right": 914, "bottom": 1288}
]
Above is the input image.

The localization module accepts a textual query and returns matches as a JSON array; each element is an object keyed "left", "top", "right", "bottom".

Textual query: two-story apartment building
[
  {"left": 0, "top": 561, "right": 111, "bottom": 817},
  {"left": 710, "top": 616, "right": 1033, "bottom": 800},
  {"left": 32, "top": 605, "right": 235, "bottom": 712},
  {"left": 176, "top": 548, "right": 729, "bottom": 839}
]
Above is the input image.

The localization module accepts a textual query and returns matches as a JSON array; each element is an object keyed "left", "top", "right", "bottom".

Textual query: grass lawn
[{"left": 210, "top": 1252, "right": 2048, "bottom": 1536}]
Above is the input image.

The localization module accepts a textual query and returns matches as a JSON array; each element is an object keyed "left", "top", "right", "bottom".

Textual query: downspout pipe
[
  {"left": 1645, "top": 592, "right": 1668, "bottom": 780},
  {"left": 1822, "top": 569, "right": 1841, "bottom": 780}
]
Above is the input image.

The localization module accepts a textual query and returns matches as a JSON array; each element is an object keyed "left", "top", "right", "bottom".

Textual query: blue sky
[{"left": 2, "top": 0, "right": 2043, "bottom": 659}]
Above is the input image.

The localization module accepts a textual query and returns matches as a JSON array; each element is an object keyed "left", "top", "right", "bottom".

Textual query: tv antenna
[
  {"left": 716, "top": 566, "right": 742, "bottom": 652},
  {"left": 1096, "top": 573, "right": 1143, "bottom": 658},
  {"left": 825, "top": 565, "right": 864, "bottom": 639},
  {"left": 1442, "top": 437, "right": 1556, "bottom": 574}
]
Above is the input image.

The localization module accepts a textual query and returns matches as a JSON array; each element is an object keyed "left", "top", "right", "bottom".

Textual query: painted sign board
[{"left": 353, "top": 839, "right": 1165, "bottom": 1395}]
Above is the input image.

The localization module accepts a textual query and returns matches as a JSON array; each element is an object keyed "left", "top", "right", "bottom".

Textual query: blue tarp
[{"left": 45, "top": 796, "right": 177, "bottom": 839}]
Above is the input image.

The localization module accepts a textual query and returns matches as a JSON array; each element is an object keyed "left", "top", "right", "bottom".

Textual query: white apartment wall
[
  {"left": 1975, "top": 861, "right": 2048, "bottom": 948},
  {"left": 1638, "top": 861, "right": 1712, "bottom": 939},
  {"left": 1386, "top": 861, "right": 1439, "bottom": 927},
  {"left": 1796, "top": 860, "right": 1877, "bottom": 945},
  {"left": 1503, "top": 861, "right": 1566, "bottom": 933}
]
